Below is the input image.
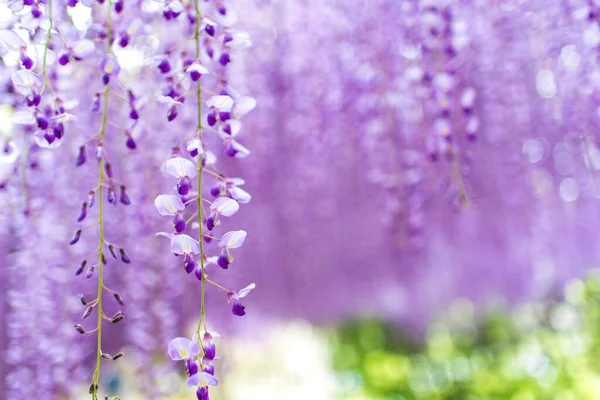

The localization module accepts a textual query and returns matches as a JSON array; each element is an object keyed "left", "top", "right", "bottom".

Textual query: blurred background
[{"left": 4, "top": 0, "right": 600, "bottom": 398}]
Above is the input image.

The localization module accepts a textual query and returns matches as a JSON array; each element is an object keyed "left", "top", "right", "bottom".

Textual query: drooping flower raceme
[{"left": 145, "top": 1, "right": 257, "bottom": 398}]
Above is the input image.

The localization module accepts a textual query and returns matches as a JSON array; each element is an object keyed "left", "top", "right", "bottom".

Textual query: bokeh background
[{"left": 4, "top": 0, "right": 600, "bottom": 398}]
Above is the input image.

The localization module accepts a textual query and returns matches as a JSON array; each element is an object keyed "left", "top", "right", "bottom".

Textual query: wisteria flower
[
  {"left": 187, "top": 139, "right": 203, "bottom": 158},
  {"left": 224, "top": 31, "right": 252, "bottom": 54},
  {"left": 171, "top": 234, "right": 200, "bottom": 273},
  {"left": 168, "top": 335, "right": 201, "bottom": 361},
  {"left": 224, "top": 139, "right": 250, "bottom": 158},
  {"left": 155, "top": 194, "right": 187, "bottom": 232},
  {"left": 162, "top": 157, "right": 197, "bottom": 195},
  {"left": 0, "top": 29, "right": 26, "bottom": 55},
  {"left": 206, "top": 95, "right": 233, "bottom": 126},
  {"left": 168, "top": 334, "right": 201, "bottom": 377},
  {"left": 216, "top": 230, "right": 246, "bottom": 269},
  {"left": 125, "top": 120, "right": 144, "bottom": 149},
  {"left": 11, "top": 69, "right": 42, "bottom": 97},
  {"left": 187, "top": 61, "right": 209, "bottom": 82},
  {"left": 206, "top": 197, "right": 239, "bottom": 230},
  {"left": 188, "top": 372, "right": 218, "bottom": 397},
  {"left": 210, "top": 177, "right": 251, "bottom": 203},
  {"left": 99, "top": 54, "right": 121, "bottom": 85},
  {"left": 232, "top": 96, "right": 257, "bottom": 119},
  {"left": 58, "top": 39, "right": 95, "bottom": 65},
  {"left": 157, "top": 95, "right": 184, "bottom": 121},
  {"left": 228, "top": 283, "right": 256, "bottom": 316}
]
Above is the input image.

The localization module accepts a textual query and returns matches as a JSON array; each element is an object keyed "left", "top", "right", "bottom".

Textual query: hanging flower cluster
[
  {"left": 150, "top": 0, "right": 256, "bottom": 398},
  {"left": 5, "top": 0, "right": 600, "bottom": 398}
]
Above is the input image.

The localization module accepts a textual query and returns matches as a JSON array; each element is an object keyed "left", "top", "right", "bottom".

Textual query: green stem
[
  {"left": 194, "top": 0, "right": 206, "bottom": 351},
  {"left": 92, "top": 3, "right": 113, "bottom": 399}
]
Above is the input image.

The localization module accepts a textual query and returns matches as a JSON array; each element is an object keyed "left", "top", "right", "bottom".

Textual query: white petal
[
  {"left": 206, "top": 256, "right": 219, "bottom": 265},
  {"left": 228, "top": 186, "right": 251, "bottom": 204},
  {"left": 168, "top": 337, "right": 192, "bottom": 360},
  {"left": 218, "top": 230, "right": 247, "bottom": 249},
  {"left": 124, "top": 18, "right": 144, "bottom": 36},
  {"left": 128, "top": 121, "right": 143, "bottom": 139},
  {"left": 71, "top": 39, "right": 95, "bottom": 58},
  {"left": 224, "top": 120, "right": 242, "bottom": 137},
  {"left": 188, "top": 62, "right": 208, "bottom": 75},
  {"left": 206, "top": 95, "right": 234, "bottom": 111},
  {"left": 11, "top": 70, "right": 42, "bottom": 96},
  {"left": 226, "top": 31, "right": 252, "bottom": 53},
  {"left": 12, "top": 110, "right": 35, "bottom": 125},
  {"left": 213, "top": 7, "right": 238, "bottom": 26},
  {"left": 33, "top": 130, "right": 63, "bottom": 149},
  {"left": 162, "top": 157, "right": 197, "bottom": 179},
  {"left": 187, "top": 372, "right": 219, "bottom": 388},
  {"left": 210, "top": 197, "right": 239, "bottom": 217},
  {"left": 235, "top": 283, "right": 256, "bottom": 299},
  {"left": 233, "top": 96, "right": 256, "bottom": 118},
  {"left": 205, "top": 151, "right": 217, "bottom": 165},
  {"left": 200, "top": 330, "right": 220, "bottom": 339},
  {"left": 231, "top": 140, "right": 251, "bottom": 158},
  {"left": 154, "top": 194, "right": 185, "bottom": 216},
  {"left": 227, "top": 177, "right": 245, "bottom": 186},
  {"left": 50, "top": 113, "right": 75, "bottom": 124},
  {"left": 155, "top": 231, "right": 174, "bottom": 239},
  {"left": 170, "top": 234, "right": 200, "bottom": 255},
  {"left": 186, "top": 139, "right": 203, "bottom": 154},
  {"left": 0, "top": 30, "right": 26, "bottom": 52},
  {"left": 167, "top": 0, "right": 184, "bottom": 13},
  {"left": 156, "top": 95, "right": 182, "bottom": 106}
]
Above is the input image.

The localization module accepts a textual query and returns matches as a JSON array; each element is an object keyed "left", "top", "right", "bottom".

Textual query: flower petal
[
  {"left": 187, "top": 372, "right": 219, "bottom": 388},
  {"left": 235, "top": 283, "right": 256, "bottom": 299},
  {"left": 154, "top": 194, "right": 185, "bottom": 216},
  {"left": 233, "top": 96, "right": 256, "bottom": 118},
  {"left": 162, "top": 157, "right": 197, "bottom": 179},
  {"left": 206, "top": 95, "right": 233, "bottom": 111},
  {"left": 11, "top": 70, "right": 42, "bottom": 96},
  {"left": 170, "top": 234, "right": 200, "bottom": 255},
  {"left": 218, "top": 230, "right": 247, "bottom": 249},
  {"left": 228, "top": 186, "right": 251, "bottom": 204},
  {"left": 0, "top": 30, "right": 25, "bottom": 52},
  {"left": 71, "top": 39, "right": 95, "bottom": 58},
  {"left": 210, "top": 197, "right": 239, "bottom": 217},
  {"left": 229, "top": 140, "right": 251, "bottom": 159},
  {"left": 168, "top": 337, "right": 193, "bottom": 360},
  {"left": 12, "top": 110, "right": 35, "bottom": 125}
]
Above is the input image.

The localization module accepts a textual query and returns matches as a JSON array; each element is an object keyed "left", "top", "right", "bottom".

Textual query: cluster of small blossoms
[
  {"left": 417, "top": 0, "right": 476, "bottom": 207},
  {"left": 16, "top": 0, "right": 149, "bottom": 397},
  {"left": 147, "top": 0, "right": 256, "bottom": 397}
]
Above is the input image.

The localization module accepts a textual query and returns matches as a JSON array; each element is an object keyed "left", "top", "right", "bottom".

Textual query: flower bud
[
  {"left": 88, "top": 190, "right": 95, "bottom": 208},
  {"left": 85, "top": 265, "right": 95, "bottom": 279},
  {"left": 108, "top": 244, "right": 118, "bottom": 259},
  {"left": 82, "top": 305, "right": 94, "bottom": 319},
  {"left": 120, "top": 185, "right": 131, "bottom": 205},
  {"left": 112, "top": 312, "right": 124, "bottom": 323},
  {"left": 77, "top": 202, "right": 87, "bottom": 222},
  {"left": 69, "top": 229, "right": 82, "bottom": 245},
  {"left": 75, "top": 146, "right": 86, "bottom": 167},
  {"left": 119, "top": 248, "right": 131, "bottom": 264},
  {"left": 75, "top": 260, "right": 87, "bottom": 276},
  {"left": 113, "top": 293, "right": 124, "bottom": 306},
  {"left": 107, "top": 187, "right": 116, "bottom": 204}
]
